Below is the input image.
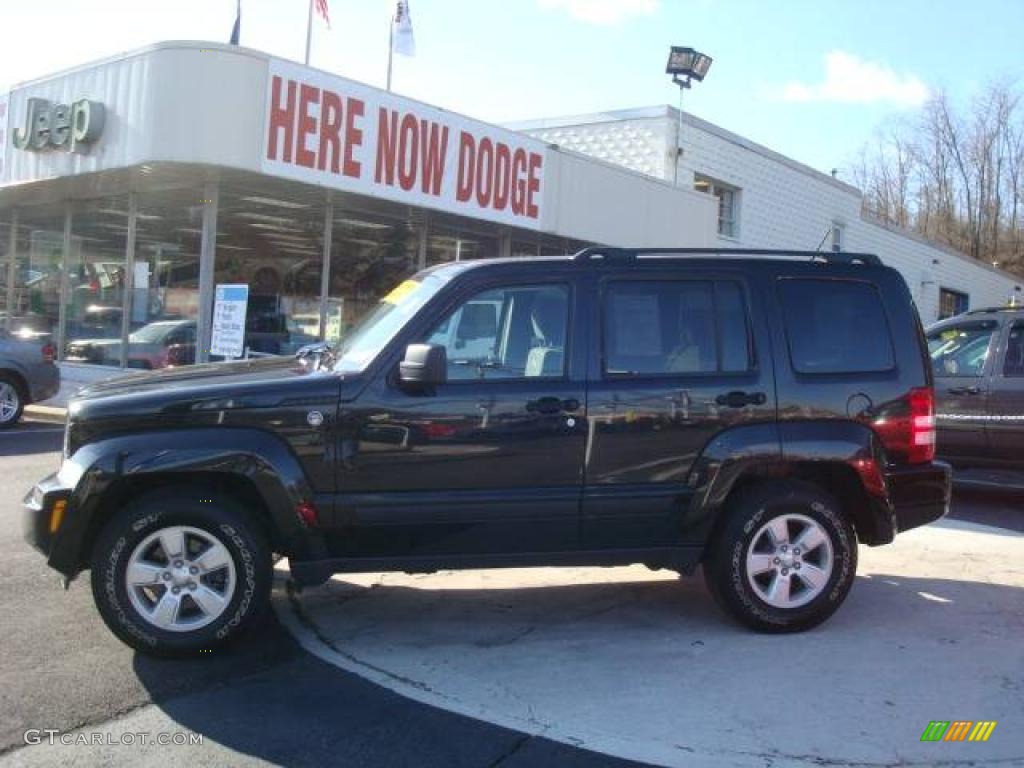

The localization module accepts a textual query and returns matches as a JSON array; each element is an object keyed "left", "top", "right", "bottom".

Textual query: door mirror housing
[{"left": 399, "top": 343, "right": 447, "bottom": 389}]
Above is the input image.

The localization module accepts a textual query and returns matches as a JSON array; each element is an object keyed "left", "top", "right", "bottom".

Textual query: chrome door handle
[{"left": 948, "top": 386, "right": 981, "bottom": 395}]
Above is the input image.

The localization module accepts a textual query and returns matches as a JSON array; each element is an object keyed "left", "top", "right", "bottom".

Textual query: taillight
[
  {"left": 872, "top": 387, "right": 936, "bottom": 465},
  {"left": 41, "top": 343, "right": 55, "bottom": 363},
  {"left": 908, "top": 387, "right": 937, "bottom": 464}
]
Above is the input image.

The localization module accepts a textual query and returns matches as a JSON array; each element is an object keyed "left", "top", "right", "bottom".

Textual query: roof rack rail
[
  {"left": 964, "top": 305, "right": 1024, "bottom": 315},
  {"left": 572, "top": 247, "right": 882, "bottom": 267}
]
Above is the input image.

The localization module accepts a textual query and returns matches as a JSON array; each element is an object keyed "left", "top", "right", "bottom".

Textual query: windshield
[
  {"left": 129, "top": 322, "right": 181, "bottom": 344},
  {"left": 333, "top": 272, "right": 451, "bottom": 374}
]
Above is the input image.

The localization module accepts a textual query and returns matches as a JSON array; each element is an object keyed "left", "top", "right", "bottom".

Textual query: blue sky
[{"left": 2, "top": 0, "right": 1021, "bottom": 179}]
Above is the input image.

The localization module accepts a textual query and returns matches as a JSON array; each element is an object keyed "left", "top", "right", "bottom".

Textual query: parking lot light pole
[{"left": 666, "top": 46, "right": 712, "bottom": 185}]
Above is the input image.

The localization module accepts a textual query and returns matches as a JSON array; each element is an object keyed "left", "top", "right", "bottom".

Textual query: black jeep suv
[{"left": 25, "top": 248, "right": 951, "bottom": 655}]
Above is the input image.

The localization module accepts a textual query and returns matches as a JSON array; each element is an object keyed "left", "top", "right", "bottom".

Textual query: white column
[
  {"left": 119, "top": 193, "right": 138, "bottom": 368},
  {"left": 319, "top": 196, "right": 334, "bottom": 341},
  {"left": 196, "top": 182, "right": 220, "bottom": 364},
  {"left": 5, "top": 210, "right": 17, "bottom": 331},
  {"left": 57, "top": 204, "right": 72, "bottom": 360}
]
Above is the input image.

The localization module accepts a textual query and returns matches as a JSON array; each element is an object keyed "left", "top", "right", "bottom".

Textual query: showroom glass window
[
  {"left": 63, "top": 197, "right": 131, "bottom": 365},
  {"left": 328, "top": 210, "right": 417, "bottom": 344},
  {"left": 427, "top": 224, "right": 499, "bottom": 267},
  {"left": 216, "top": 185, "right": 325, "bottom": 357},
  {"left": 7, "top": 205, "right": 65, "bottom": 346},
  {"left": 128, "top": 187, "right": 203, "bottom": 368}
]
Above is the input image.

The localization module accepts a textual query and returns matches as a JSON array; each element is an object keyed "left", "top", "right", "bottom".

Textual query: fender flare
[
  {"left": 686, "top": 420, "right": 896, "bottom": 546},
  {"left": 48, "top": 427, "right": 328, "bottom": 576}
]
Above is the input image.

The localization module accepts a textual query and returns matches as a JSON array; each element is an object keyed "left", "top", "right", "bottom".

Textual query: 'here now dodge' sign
[{"left": 261, "top": 58, "right": 546, "bottom": 230}]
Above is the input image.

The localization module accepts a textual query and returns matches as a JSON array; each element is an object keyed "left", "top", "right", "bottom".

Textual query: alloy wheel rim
[
  {"left": 745, "top": 513, "right": 834, "bottom": 609},
  {"left": 0, "top": 383, "right": 19, "bottom": 422},
  {"left": 125, "top": 525, "right": 236, "bottom": 632}
]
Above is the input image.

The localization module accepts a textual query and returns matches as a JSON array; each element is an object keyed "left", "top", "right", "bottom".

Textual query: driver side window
[{"left": 426, "top": 284, "right": 569, "bottom": 380}]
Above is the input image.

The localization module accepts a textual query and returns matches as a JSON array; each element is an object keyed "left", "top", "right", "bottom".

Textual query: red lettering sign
[
  {"left": 266, "top": 66, "right": 545, "bottom": 228},
  {"left": 420, "top": 121, "right": 448, "bottom": 197},
  {"left": 267, "top": 76, "right": 296, "bottom": 163},
  {"left": 344, "top": 98, "right": 364, "bottom": 179},
  {"left": 375, "top": 108, "right": 399, "bottom": 186},
  {"left": 456, "top": 131, "right": 475, "bottom": 203},
  {"left": 318, "top": 89, "right": 342, "bottom": 173},
  {"left": 527, "top": 153, "right": 542, "bottom": 219},
  {"left": 295, "top": 84, "right": 320, "bottom": 169}
]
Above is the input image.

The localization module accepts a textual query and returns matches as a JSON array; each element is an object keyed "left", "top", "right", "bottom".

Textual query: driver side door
[{"left": 332, "top": 274, "right": 588, "bottom": 560}]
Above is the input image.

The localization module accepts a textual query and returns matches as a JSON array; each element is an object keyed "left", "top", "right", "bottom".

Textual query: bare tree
[{"left": 855, "top": 81, "right": 1024, "bottom": 275}]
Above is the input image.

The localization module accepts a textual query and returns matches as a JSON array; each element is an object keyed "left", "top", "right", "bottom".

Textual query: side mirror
[{"left": 399, "top": 343, "right": 447, "bottom": 389}]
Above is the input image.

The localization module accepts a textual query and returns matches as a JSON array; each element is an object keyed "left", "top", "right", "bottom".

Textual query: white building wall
[
  {"left": 855, "top": 219, "right": 1020, "bottom": 321},
  {"left": 513, "top": 107, "right": 1023, "bottom": 324}
]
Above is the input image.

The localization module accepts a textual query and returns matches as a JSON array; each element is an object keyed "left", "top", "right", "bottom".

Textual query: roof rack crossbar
[{"left": 572, "top": 246, "right": 882, "bottom": 267}]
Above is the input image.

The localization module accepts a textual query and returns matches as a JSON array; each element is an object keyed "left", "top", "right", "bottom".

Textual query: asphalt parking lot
[{"left": 1, "top": 419, "right": 1022, "bottom": 767}]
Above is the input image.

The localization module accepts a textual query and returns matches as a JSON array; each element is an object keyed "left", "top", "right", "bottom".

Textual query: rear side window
[
  {"left": 779, "top": 279, "right": 894, "bottom": 374},
  {"left": 603, "top": 280, "right": 753, "bottom": 376}
]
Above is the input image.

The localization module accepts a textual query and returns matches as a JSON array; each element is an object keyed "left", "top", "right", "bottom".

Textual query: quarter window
[
  {"left": 426, "top": 284, "right": 569, "bottom": 380},
  {"left": 779, "top": 279, "right": 895, "bottom": 374},
  {"left": 926, "top": 322, "right": 997, "bottom": 378},
  {"left": 603, "top": 280, "right": 752, "bottom": 376}
]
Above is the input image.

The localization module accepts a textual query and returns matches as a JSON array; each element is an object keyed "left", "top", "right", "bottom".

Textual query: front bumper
[
  {"left": 886, "top": 461, "right": 951, "bottom": 534},
  {"left": 23, "top": 467, "right": 79, "bottom": 576}
]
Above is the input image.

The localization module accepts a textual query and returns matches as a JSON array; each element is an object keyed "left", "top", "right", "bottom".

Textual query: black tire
[
  {"left": 703, "top": 480, "right": 857, "bottom": 633},
  {"left": 0, "top": 373, "right": 25, "bottom": 429},
  {"left": 90, "top": 489, "right": 272, "bottom": 656}
]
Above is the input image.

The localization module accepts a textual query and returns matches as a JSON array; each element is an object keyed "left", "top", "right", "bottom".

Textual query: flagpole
[
  {"left": 386, "top": 16, "right": 394, "bottom": 91},
  {"left": 304, "top": 0, "right": 314, "bottom": 65}
]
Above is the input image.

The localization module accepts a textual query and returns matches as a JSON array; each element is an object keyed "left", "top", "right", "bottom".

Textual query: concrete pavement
[{"left": 282, "top": 521, "right": 1024, "bottom": 767}]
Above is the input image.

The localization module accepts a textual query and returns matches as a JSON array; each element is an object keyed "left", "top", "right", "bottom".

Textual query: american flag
[{"left": 315, "top": 0, "right": 330, "bottom": 28}]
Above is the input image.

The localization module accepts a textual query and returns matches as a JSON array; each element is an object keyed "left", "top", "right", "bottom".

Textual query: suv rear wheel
[
  {"left": 703, "top": 480, "right": 857, "bottom": 632},
  {"left": 91, "top": 489, "right": 272, "bottom": 656}
]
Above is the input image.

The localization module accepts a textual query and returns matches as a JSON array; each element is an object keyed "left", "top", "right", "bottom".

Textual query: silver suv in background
[
  {"left": 927, "top": 305, "right": 1024, "bottom": 482},
  {"left": 0, "top": 329, "right": 60, "bottom": 427}
]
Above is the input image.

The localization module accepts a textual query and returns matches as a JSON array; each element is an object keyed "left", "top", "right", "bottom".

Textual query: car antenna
[{"left": 810, "top": 226, "right": 832, "bottom": 261}]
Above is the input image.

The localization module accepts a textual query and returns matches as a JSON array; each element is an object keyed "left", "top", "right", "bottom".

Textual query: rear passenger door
[
  {"left": 985, "top": 320, "right": 1024, "bottom": 465},
  {"left": 582, "top": 271, "right": 776, "bottom": 549}
]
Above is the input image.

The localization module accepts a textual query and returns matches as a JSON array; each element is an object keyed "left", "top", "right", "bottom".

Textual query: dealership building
[
  {"left": 0, "top": 41, "right": 1018, "bottom": 374},
  {"left": 511, "top": 106, "right": 1023, "bottom": 323}
]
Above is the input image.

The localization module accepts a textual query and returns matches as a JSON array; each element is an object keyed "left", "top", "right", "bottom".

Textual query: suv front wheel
[
  {"left": 703, "top": 480, "right": 857, "bottom": 632},
  {"left": 91, "top": 489, "right": 272, "bottom": 656}
]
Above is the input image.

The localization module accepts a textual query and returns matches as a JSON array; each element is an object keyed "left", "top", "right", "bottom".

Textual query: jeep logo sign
[{"left": 12, "top": 97, "right": 105, "bottom": 153}]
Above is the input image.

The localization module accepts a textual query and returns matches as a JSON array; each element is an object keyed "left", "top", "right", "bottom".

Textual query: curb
[{"left": 24, "top": 405, "right": 67, "bottom": 425}]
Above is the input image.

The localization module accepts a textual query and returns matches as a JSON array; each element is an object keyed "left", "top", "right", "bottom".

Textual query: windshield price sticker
[{"left": 210, "top": 284, "right": 249, "bottom": 359}]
